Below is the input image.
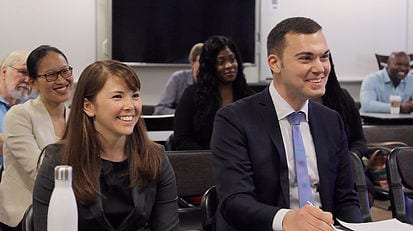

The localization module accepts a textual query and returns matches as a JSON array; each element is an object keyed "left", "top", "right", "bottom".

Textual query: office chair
[
  {"left": 167, "top": 150, "right": 214, "bottom": 230},
  {"left": 142, "top": 105, "right": 155, "bottom": 115},
  {"left": 386, "top": 147, "right": 413, "bottom": 224},
  {"left": 201, "top": 185, "right": 218, "bottom": 231},
  {"left": 164, "top": 133, "right": 175, "bottom": 151},
  {"left": 410, "top": 54, "right": 413, "bottom": 69},
  {"left": 349, "top": 151, "right": 372, "bottom": 222},
  {"left": 365, "top": 142, "right": 408, "bottom": 201},
  {"left": 375, "top": 54, "right": 389, "bottom": 70}
]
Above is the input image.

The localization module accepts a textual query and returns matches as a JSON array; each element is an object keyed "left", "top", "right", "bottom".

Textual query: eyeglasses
[
  {"left": 37, "top": 66, "right": 73, "bottom": 82},
  {"left": 8, "top": 66, "right": 29, "bottom": 77}
]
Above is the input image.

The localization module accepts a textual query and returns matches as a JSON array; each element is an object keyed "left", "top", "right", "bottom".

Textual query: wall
[
  {"left": 260, "top": 0, "right": 412, "bottom": 82},
  {"left": 97, "top": 0, "right": 412, "bottom": 104},
  {"left": 2, "top": 0, "right": 412, "bottom": 105},
  {"left": 0, "top": 0, "right": 96, "bottom": 80}
]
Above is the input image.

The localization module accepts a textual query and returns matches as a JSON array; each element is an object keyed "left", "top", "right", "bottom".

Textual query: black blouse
[{"left": 101, "top": 159, "right": 133, "bottom": 229}]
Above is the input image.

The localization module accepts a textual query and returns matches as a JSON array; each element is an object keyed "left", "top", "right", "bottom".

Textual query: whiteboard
[
  {"left": 0, "top": 0, "right": 96, "bottom": 81},
  {"left": 260, "top": 0, "right": 409, "bottom": 82}
]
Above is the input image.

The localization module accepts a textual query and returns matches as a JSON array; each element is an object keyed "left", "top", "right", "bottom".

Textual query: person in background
[
  {"left": 312, "top": 55, "right": 373, "bottom": 205},
  {"left": 33, "top": 60, "right": 178, "bottom": 231},
  {"left": 360, "top": 51, "right": 413, "bottom": 113},
  {"left": 0, "top": 51, "right": 31, "bottom": 165},
  {"left": 211, "top": 17, "right": 362, "bottom": 230},
  {"left": 312, "top": 54, "right": 367, "bottom": 159},
  {"left": 153, "top": 43, "right": 203, "bottom": 115},
  {"left": 0, "top": 45, "right": 73, "bottom": 231},
  {"left": 173, "top": 35, "right": 253, "bottom": 150}
]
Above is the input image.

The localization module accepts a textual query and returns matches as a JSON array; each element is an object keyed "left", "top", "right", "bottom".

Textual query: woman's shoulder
[
  {"left": 7, "top": 97, "right": 44, "bottom": 116},
  {"left": 41, "top": 143, "right": 64, "bottom": 166}
]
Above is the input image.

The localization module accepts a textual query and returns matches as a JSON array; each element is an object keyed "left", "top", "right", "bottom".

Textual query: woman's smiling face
[{"left": 84, "top": 75, "right": 142, "bottom": 141}]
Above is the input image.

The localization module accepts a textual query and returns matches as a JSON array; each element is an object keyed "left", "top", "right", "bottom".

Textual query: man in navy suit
[{"left": 211, "top": 17, "right": 362, "bottom": 230}]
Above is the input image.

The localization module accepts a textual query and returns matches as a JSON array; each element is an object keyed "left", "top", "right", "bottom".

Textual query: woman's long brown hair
[{"left": 62, "top": 60, "right": 162, "bottom": 204}]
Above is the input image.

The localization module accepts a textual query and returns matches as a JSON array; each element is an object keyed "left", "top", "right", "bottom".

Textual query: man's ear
[
  {"left": 1, "top": 66, "right": 7, "bottom": 79},
  {"left": 83, "top": 98, "right": 95, "bottom": 118},
  {"left": 268, "top": 54, "right": 282, "bottom": 74}
]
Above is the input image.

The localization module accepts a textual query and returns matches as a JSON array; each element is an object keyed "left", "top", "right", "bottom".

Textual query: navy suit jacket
[{"left": 211, "top": 88, "right": 362, "bottom": 231}]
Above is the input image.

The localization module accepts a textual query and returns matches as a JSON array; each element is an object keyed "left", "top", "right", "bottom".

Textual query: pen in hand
[{"left": 307, "top": 201, "right": 338, "bottom": 231}]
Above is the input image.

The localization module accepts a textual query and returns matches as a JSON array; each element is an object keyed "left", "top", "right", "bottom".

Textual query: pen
[{"left": 307, "top": 201, "right": 338, "bottom": 231}]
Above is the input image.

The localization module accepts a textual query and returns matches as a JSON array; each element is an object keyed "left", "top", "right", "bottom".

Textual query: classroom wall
[
  {"left": 1, "top": 0, "right": 412, "bottom": 105},
  {"left": 0, "top": 0, "right": 96, "bottom": 80},
  {"left": 97, "top": 0, "right": 412, "bottom": 104},
  {"left": 260, "top": 0, "right": 413, "bottom": 83}
]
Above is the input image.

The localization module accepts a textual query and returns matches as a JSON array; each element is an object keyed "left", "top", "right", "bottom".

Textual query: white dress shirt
[{"left": 269, "top": 82, "right": 321, "bottom": 230}]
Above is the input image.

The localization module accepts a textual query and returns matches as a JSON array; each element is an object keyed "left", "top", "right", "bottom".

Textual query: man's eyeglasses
[
  {"left": 37, "top": 67, "right": 73, "bottom": 82},
  {"left": 8, "top": 66, "right": 29, "bottom": 77}
]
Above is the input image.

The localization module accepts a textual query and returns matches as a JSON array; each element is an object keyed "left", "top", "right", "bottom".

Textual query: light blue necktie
[{"left": 287, "top": 112, "right": 314, "bottom": 208}]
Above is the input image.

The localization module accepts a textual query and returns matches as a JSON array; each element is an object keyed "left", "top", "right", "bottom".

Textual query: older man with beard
[{"left": 0, "top": 51, "right": 32, "bottom": 164}]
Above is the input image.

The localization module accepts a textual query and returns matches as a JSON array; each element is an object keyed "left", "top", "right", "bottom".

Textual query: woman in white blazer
[{"left": 0, "top": 45, "right": 73, "bottom": 230}]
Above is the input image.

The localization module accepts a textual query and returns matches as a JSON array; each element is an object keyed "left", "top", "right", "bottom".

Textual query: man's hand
[
  {"left": 283, "top": 205, "right": 334, "bottom": 231},
  {"left": 400, "top": 100, "right": 413, "bottom": 113}
]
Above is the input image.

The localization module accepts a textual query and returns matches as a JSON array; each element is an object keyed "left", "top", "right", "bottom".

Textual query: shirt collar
[
  {"left": 0, "top": 94, "right": 11, "bottom": 110},
  {"left": 187, "top": 69, "right": 195, "bottom": 85},
  {"left": 383, "top": 68, "right": 409, "bottom": 85},
  {"left": 269, "top": 81, "right": 309, "bottom": 121}
]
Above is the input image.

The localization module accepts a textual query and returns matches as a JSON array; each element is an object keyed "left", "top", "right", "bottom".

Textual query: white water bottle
[{"left": 47, "top": 165, "right": 78, "bottom": 231}]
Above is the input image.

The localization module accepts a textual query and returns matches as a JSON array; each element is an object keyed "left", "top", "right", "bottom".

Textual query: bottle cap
[{"left": 54, "top": 165, "right": 73, "bottom": 181}]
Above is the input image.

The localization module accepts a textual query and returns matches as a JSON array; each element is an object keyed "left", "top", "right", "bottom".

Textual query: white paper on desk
[{"left": 337, "top": 218, "right": 413, "bottom": 230}]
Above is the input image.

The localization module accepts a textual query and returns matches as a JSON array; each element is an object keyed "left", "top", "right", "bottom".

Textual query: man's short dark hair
[{"left": 267, "top": 17, "right": 322, "bottom": 57}]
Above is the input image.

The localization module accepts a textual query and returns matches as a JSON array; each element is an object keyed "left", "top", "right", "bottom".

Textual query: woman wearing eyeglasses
[{"left": 0, "top": 45, "right": 73, "bottom": 231}]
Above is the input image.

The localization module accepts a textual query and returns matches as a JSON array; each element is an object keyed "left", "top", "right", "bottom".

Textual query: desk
[
  {"left": 147, "top": 130, "right": 173, "bottom": 142},
  {"left": 360, "top": 112, "right": 413, "bottom": 125},
  {"left": 141, "top": 114, "right": 174, "bottom": 131}
]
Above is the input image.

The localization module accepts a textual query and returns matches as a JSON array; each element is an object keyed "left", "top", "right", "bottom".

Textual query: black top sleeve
[{"left": 342, "top": 89, "right": 368, "bottom": 158}]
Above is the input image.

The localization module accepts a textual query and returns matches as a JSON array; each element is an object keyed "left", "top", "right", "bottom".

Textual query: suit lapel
[
  {"left": 88, "top": 196, "right": 115, "bottom": 231},
  {"left": 116, "top": 185, "right": 148, "bottom": 230},
  {"left": 308, "top": 102, "right": 332, "bottom": 208},
  {"left": 88, "top": 185, "right": 148, "bottom": 231},
  {"left": 257, "top": 89, "right": 290, "bottom": 205}
]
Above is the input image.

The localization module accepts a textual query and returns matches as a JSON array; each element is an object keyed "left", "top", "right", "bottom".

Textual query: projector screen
[{"left": 111, "top": 0, "right": 256, "bottom": 65}]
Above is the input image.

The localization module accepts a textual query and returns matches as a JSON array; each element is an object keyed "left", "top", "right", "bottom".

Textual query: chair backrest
[
  {"left": 363, "top": 125, "right": 413, "bottom": 146},
  {"left": 349, "top": 151, "right": 372, "bottom": 222},
  {"left": 201, "top": 185, "right": 218, "bottom": 231},
  {"left": 22, "top": 204, "right": 34, "bottom": 231},
  {"left": 375, "top": 53, "right": 413, "bottom": 70},
  {"left": 142, "top": 105, "right": 155, "bottom": 115},
  {"left": 164, "top": 133, "right": 176, "bottom": 151},
  {"left": 375, "top": 54, "right": 389, "bottom": 70},
  {"left": 166, "top": 150, "right": 214, "bottom": 198},
  {"left": 386, "top": 147, "right": 413, "bottom": 224},
  {"left": 410, "top": 54, "right": 413, "bottom": 68}
]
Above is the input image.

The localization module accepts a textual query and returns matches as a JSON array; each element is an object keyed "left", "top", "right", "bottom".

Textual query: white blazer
[{"left": 0, "top": 97, "right": 69, "bottom": 227}]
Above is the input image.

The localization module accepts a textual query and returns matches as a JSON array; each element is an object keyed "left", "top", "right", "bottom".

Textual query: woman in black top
[
  {"left": 313, "top": 54, "right": 367, "bottom": 158},
  {"left": 173, "top": 35, "right": 254, "bottom": 150},
  {"left": 33, "top": 60, "right": 178, "bottom": 231}
]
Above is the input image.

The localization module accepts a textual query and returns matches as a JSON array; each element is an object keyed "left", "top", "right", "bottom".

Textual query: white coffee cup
[{"left": 389, "top": 95, "right": 401, "bottom": 114}]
